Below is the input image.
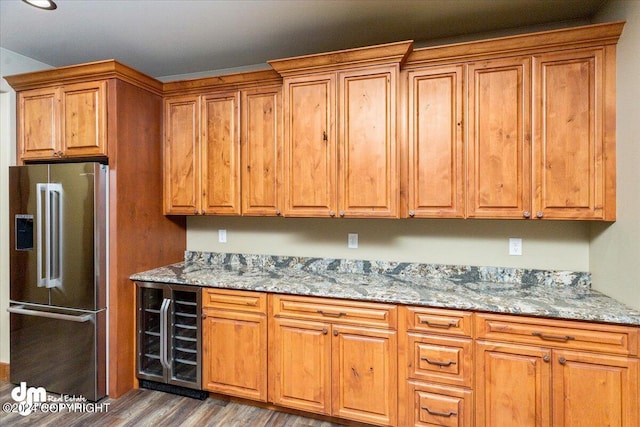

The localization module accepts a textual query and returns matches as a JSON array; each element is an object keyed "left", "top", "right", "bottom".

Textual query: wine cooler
[{"left": 136, "top": 281, "right": 204, "bottom": 395}]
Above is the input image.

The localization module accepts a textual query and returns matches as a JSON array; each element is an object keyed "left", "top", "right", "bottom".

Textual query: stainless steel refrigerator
[{"left": 8, "top": 162, "right": 108, "bottom": 401}]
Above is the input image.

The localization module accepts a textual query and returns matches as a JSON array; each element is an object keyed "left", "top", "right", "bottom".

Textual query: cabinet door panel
[
  {"left": 468, "top": 58, "right": 531, "bottom": 218},
  {"left": 164, "top": 96, "right": 200, "bottom": 214},
  {"left": 339, "top": 67, "right": 398, "bottom": 217},
  {"left": 18, "top": 87, "right": 59, "bottom": 160},
  {"left": 61, "top": 81, "right": 107, "bottom": 157},
  {"left": 533, "top": 49, "right": 604, "bottom": 219},
  {"left": 202, "top": 91, "right": 241, "bottom": 215},
  {"left": 283, "top": 75, "right": 336, "bottom": 216},
  {"left": 241, "top": 86, "right": 282, "bottom": 216},
  {"left": 553, "top": 350, "right": 638, "bottom": 427},
  {"left": 269, "top": 317, "right": 331, "bottom": 414},
  {"left": 475, "top": 341, "right": 551, "bottom": 427},
  {"left": 332, "top": 324, "right": 397, "bottom": 426},
  {"left": 408, "top": 65, "right": 464, "bottom": 217},
  {"left": 202, "top": 310, "right": 267, "bottom": 401}
]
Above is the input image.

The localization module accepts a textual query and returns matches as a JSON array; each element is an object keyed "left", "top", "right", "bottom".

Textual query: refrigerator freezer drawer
[{"left": 9, "top": 304, "right": 106, "bottom": 401}]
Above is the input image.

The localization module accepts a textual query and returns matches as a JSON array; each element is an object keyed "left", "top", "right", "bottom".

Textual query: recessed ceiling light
[{"left": 22, "top": 0, "right": 57, "bottom": 10}]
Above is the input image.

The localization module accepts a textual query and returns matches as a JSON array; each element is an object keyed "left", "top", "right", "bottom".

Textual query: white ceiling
[{"left": 0, "top": 0, "right": 608, "bottom": 79}]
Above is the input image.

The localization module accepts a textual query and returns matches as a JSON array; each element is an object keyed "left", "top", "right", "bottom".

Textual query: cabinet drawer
[
  {"left": 202, "top": 288, "right": 267, "bottom": 314},
  {"left": 475, "top": 313, "right": 639, "bottom": 356},
  {"left": 407, "top": 381, "right": 472, "bottom": 427},
  {"left": 271, "top": 294, "right": 397, "bottom": 329},
  {"left": 404, "top": 306, "right": 472, "bottom": 337},
  {"left": 407, "top": 333, "right": 472, "bottom": 388}
]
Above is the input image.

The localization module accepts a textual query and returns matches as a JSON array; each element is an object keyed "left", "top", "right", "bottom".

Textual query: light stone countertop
[{"left": 130, "top": 251, "right": 640, "bottom": 327}]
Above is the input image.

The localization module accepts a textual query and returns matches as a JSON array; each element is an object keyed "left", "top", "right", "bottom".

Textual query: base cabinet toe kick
[{"left": 135, "top": 283, "right": 639, "bottom": 427}]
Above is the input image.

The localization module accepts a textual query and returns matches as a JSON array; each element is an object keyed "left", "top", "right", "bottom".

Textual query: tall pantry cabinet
[{"left": 6, "top": 60, "right": 187, "bottom": 398}]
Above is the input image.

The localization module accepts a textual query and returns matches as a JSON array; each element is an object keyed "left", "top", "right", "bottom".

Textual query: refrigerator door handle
[
  {"left": 36, "top": 183, "right": 47, "bottom": 288},
  {"left": 7, "top": 304, "right": 92, "bottom": 323},
  {"left": 159, "top": 298, "right": 171, "bottom": 370},
  {"left": 35, "top": 183, "right": 63, "bottom": 289},
  {"left": 47, "top": 183, "right": 63, "bottom": 288}
]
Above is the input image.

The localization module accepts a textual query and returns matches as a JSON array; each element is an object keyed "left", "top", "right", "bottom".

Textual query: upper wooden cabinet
[
  {"left": 241, "top": 85, "right": 283, "bottom": 216},
  {"left": 270, "top": 41, "right": 412, "bottom": 218},
  {"left": 405, "top": 65, "right": 465, "bottom": 218},
  {"left": 404, "top": 21, "right": 622, "bottom": 220},
  {"left": 163, "top": 71, "right": 282, "bottom": 216},
  {"left": 16, "top": 80, "right": 107, "bottom": 161},
  {"left": 467, "top": 56, "right": 532, "bottom": 219},
  {"left": 533, "top": 48, "right": 614, "bottom": 220},
  {"left": 164, "top": 91, "right": 240, "bottom": 215}
]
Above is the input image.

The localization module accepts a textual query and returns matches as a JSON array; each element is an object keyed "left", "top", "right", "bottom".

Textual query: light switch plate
[
  {"left": 509, "top": 237, "right": 522, "bottom": 255},
  {"left": 218, "top": 229, "right": 227, "bottom": 243},
  {"left": 348, "top": 233, "right": 358, "bottom": 249}
]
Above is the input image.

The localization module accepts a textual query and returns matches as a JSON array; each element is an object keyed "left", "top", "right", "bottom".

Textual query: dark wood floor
[{"left": 0, "top": 381, "right": 345, "bottom": 426}]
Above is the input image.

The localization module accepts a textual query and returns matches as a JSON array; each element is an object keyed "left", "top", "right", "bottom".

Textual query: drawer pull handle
[
  {"left": 421, "top": 406, "right": 457, "bottom": 417},
  {"left": 420, "top": 319, "right": 457, "bottom": 329},
  {"left": 317, "top": 310, "right": 346, "bottom": 318},
  {"left": 532, "top": 332, "right": 575, "bottom": 342},
  {"left": 421, "top": 357, "right": 456, "bottom": 367}
]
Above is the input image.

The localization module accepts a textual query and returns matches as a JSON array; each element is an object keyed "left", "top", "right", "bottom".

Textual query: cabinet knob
[
  {"left": 536, "top": 211, "right": 544, "bottom": 218},
  {"left": 339, "top": 211, "right": 345, "bottom": 217},
  {"left": 329, "top": 210, "right": 335, "bottom": 217},
  {"left": 408, "top": 210, "right": 415, "bottom": 218},
  {"left": 558, "top": 356, "right": 567, "bottom": 365},
  {"left": 275, "top": 209, "right": 281, "bottom": 216},
  {"left": 543, "top": 354, "right": 550, "bottom": 363},
  {"left": 322, "top": 131, "right": 328, "bottom": 142},
  {"left": 201, "top": 313, "right": 207, "bottom": 319},
  {"left": 523, "top": 211, "right": 531, "bottom": 218},
  {"left": 194, "top": 209, "right": 199, "bottom": 215},
  {"left": 322, "top": 328, "right": 328, "bottom": 335},
  {"left": 333, "top": 330, "right": 339, "bottom": 336}
]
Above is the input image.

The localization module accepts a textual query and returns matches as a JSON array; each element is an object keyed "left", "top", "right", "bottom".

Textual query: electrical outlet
[
  {"left": 218, "top": 229, "right": 227, "bottom": 243},
  {"left": 509, "top": 238, "right": 522, "bottom": 256},
  {"left": 348, "top": 233, "right": 358, "bottom": 249}
]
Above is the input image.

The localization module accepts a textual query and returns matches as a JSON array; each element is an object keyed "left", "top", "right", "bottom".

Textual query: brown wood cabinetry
[
  {"left": 271, "top": 41, "right": 412, "bottom": 218},
  {"left": 533, "top": 48, "right": 615, "bottom": 220},
  {"left": 241, "top": 85, "right": 283, "bottom": 216},
  {"left": 163, "top": 71, "right": 283, "bottom": 216},
  {"left": 17, "top": 80, "right": 107, "bottom": 161},
  {"left": 202, "top": 288, "right": 267, "bottom": 401},
  {"left": 269, "top": 294, "right": 398, "bottom": 426},
  {"left": 403, "top": 21, "right": 622, "bottom": 220},
  {"left": 163, "top": 91, "right": 241, "bottom": 215},
  {"left": 405, "top": 65, "right": 464, "bottom": 218},
  {"left": 399, "top": 307, "right": 474, "bottom": 427},
  {"left": 467, "top": 57, "right": 532, "bottom": 219},
  {"left": 475, "top": 313, "right": 639, "bottom": 427}
]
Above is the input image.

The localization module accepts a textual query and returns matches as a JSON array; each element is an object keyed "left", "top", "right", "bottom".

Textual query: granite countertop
[{"left": 130, "top": 251, "right": 640, "bottom": 327}]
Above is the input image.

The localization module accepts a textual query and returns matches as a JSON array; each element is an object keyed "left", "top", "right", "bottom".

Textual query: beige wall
[
  {"left": 188, "top": 217, "right": 590, "bottom": 271},
  {"left": 0, "top": 47, "right": 52, "bottom": 364},
  {"left": 591, "top": 1, "right": 640, "bottom": 309}
]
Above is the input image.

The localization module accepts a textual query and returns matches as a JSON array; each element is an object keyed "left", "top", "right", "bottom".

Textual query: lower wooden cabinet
[
  {"left": 201, "top": 289, "right": 267, "bottom": 401},
  {"left": 407, "top": 381, "right": 473, "bottom": 427},
  {"left": 399, "top": 307, "right": 474, "bottom": 427},
  {"left": 199, "top": 291, "right": 639, "bottom": 427},
  {"left": 269, "top": 295, "right": 398, "bottom": 426},
  {"left": 269, "top": 317, "right": 332, "bottom": 414},
  {"left": 475, "top": 314, "right": 639, "bottom": 427}
]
